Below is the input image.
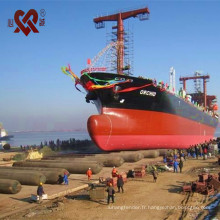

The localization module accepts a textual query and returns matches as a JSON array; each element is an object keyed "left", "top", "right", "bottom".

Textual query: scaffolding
[
  {"left": 194, "top": 71, "right": 202, "bottom": 93},
  {"left": 106, "top": 24, "right": 134, "bottom": 75}
]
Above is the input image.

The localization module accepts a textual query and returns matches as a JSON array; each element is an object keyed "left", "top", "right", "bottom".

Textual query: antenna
[{"left": 169, "top": 67, "right": 176, "bottom": 93}]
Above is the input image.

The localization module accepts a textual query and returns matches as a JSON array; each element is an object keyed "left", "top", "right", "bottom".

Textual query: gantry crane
[{"left": 93, "top": 7, "right": 150, "bottom": 75}]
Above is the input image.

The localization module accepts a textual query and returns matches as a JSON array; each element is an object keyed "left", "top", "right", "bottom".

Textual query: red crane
[
  {"left": 179, "top": 75, "right": 210, "bottom": 109},
  {"left": 93, "top": 7, "right": 150, "bottom": 75}
]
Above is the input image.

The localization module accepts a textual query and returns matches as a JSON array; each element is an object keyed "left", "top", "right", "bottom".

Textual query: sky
[{"left": 0, "top": 0, "right": 220, "bottom": 132}]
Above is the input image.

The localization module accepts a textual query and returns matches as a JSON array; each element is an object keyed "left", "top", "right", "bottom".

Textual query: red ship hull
[{"left": 88, "top": 108, "right": 215, "bottom": 151}]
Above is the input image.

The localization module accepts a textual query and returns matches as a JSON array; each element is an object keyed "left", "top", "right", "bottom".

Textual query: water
[{"left": 0, "top": 131, "right": 90, "bottom": 148}]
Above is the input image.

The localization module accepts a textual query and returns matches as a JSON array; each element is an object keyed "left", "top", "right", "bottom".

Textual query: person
[
  {"left": 117, "top": 175, "right": 124, "bottom": 193},
  {"left": 203, "top": 147, "right": 208, "bottom": 160},
  {"left": 173, "top": 160, "right": 179, "bottom": 173},
  {"left": 173, "top": 154, "right": 177, "bottom": 160},
  {"left": 218, "top": 141, "right": 220, "bottom": 153},
  {"left": 57, "top": 175, "right": 64, "bottom": 184},
  {"left": 107, "top": 183, "right": 115, "bottom": 204},
  {"left": 179, "top": 159, "right": 183, "bottom": 173},
  {"left": 180, "top": 151, "right": 185, "bottom": 161},
  {"left": 63, "top": 172, "right": 68, "bottom": 185},
  {"left": 86, "top": 168, "right": 92, "bottom": 181},
  {"left": 112, "top": 166, "right": 117, "bottom": 177},
  {"left": 194, "top": 146, "right": 198, "bottom": 159},
  {"left": 199, "top": 145, "right": 203, "bottom": 157},
  {"left": 163, "top": 154, "right": 167, "bottom": 163},
  {"left": 186, "top": 148, "right": 190, "bottom": 158},
  {"left": 37, "top": 182, "right": 45, "bottom": 204},
  {"left": 127, "top": 169, "right": 135, "bottom": 178},
  {"left": 152, "top": 168, "right": 158, "bottom": 182}
]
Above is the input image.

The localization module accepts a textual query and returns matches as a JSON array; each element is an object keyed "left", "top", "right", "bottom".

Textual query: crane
[
  {"left": 179, "top": 75, "right": 210, "bottom": 109},
  {"left": 94, "top": 7, "right": 150, "bottom": 75}
]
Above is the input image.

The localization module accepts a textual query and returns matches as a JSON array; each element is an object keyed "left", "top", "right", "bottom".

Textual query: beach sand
[{"left": 0, "top": 154, "right": 219, "bottom": 220}]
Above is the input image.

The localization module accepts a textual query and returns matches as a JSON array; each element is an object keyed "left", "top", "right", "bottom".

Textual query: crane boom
[{"left": 93, "top": 7, "right": 150, "bottom": 23}]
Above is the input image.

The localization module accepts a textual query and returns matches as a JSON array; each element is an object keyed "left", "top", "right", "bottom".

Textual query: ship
[
  {"left": 62, "top": 7, "right": 219, "bottom": 151},
  {"left": 0, "top": 123, "right": 13, "bottom": 141}
]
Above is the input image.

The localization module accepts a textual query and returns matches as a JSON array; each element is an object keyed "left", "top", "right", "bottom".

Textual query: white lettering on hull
[{"left": 140, "top": 90, "right": 156, "bottom": 97}]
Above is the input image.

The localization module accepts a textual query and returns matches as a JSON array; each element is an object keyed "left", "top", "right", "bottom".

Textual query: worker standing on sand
[
  {"left": 203, "top": 147, "right": 208, "bottom": 160},
  {"left": 112, "top": 166, "right": 117, "bottom": 177},
  {"left": 180, "top": 151, "right": 185, "bottom": 161},
  {"left": 86, "top": 168, "right": 92, "bottom": 181},
  {"left": 152, "top": 168, "right": 158, "bottom": 182},
  {"left": 63, "top": 172, "right": 68, "bottom": 185},
  {"left": 195, "top": 145, "right": 199, "bottom": 159},
  {"left": 117, "top": 175, "right": 124, "bottom": 193},
  {"left": 179, "top": 159, "right": 183, "bottom": 173},
  {"left": 173, "top": 160, "right": 179, "bottom": 173},
  {"left": 37, "top": 182, "right": 44, "bottom": 204},
  {"left": 107, "top": 183, "right": 115, "bottom": 204}
]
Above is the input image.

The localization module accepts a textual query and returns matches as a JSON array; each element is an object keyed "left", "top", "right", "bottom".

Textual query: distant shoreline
[
  {"left": 0, "top": 131, "right": 90, "bottom": 148},
  {"left": 8, "top": 130, "right": 87, "bottom": 133}
]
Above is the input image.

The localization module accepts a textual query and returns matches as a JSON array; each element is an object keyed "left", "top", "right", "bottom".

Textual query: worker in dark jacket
[
  {"left": 117, "top": 175, "right": 124, "bottom": 193},
  {"left": 107, "top": 183, "right": 115, "bottom": 204},
  {"left": 152, "top": 168, "right": 158, "bottom": 182},
  {"left": 37, "top": 182, "right": 45, "bottom": 204},
  {"left": 179, "top": 160, "right": 183, "bottom": 173}
]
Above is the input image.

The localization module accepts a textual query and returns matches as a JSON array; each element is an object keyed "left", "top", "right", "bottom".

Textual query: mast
[
  {"left": 169, "top": 67, "right": 176, "bottom": 92},
  {"left": 94, "top": 7, "right": 150, "bottom": 74}
]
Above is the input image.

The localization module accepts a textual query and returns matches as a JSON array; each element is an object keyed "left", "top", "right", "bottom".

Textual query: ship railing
[
  {"left": 174, "top": 92, "right": 216, "bottom": 117},
  {"left": 158, "top": 84, "right": 216, "bottom": 118}
]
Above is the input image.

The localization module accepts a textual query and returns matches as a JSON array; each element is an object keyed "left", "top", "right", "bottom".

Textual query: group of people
[
  {"left": 187, "top": 139, "right": 219, "bottom": 159},
  {"left": 20, "top": 138, "right": 95, "bottom": 153},
  {"left": 163, "top": 150, "right": 185, "bottom": 173},
  {"left": 37, "top": 139, "right": 219, "bottom": 204},
  {"left": 163, "top": 138, "right": 220, "bottom": 173},
  {"left": 172, "top": 158, "right": 184, "bottom": 173},
  {"left": 105, "top": 167, "right": 125, "bottom": 204},
  {"left": 36, "top": 167, "right": 93, "bottom": 204},
  {"left": 112, "top": 167, "right": 124, "bottom": 193}
]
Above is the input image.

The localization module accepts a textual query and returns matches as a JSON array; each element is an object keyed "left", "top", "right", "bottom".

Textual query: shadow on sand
[
  {"left": 163, "top": 181, "right": 186, "bottom": 193},
  {"left": 65, "top": 194, "right": 107, "bottom": 205},
  {"left": 10, "top": 197, "right": 33, "bottom": 203}
]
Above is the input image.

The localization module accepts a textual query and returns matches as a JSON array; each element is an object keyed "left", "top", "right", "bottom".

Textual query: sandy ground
[{"left": 1, "top": 155, "right": 219, "bottom": 220}]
